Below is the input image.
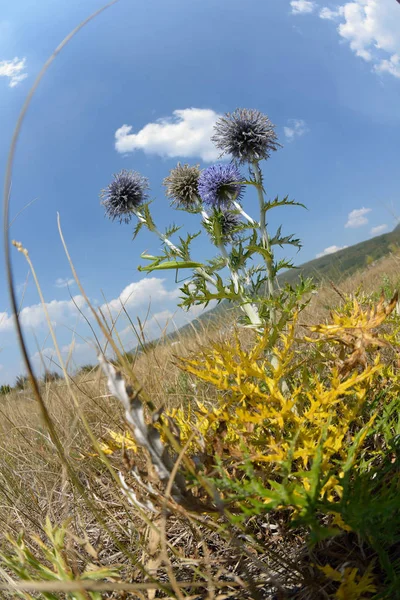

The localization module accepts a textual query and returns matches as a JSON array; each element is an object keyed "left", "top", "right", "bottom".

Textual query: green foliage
[
  {"left": 42, "top": 371, "right": 62, "bottom": 384},
  {"left": 166, "top": 293, "right": 400, "bottom": 596},
  {"left": 0, "top": 384, "right": 11, "bottom": 395},
  {"left": 14, "top": 375, "right": 29, "bottom": 390},
  {"left": 76, "top": 364, "right": 95, "bottom": 376},
  {"left": 0, "top": 518, "right": 120, "bottom": 600}
]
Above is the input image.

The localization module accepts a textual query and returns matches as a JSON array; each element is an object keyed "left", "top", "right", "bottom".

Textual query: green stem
[
  {"left": 218, "top": 242, "right": 262, "bottom": 327},
  {"left": 198, "top": 200, "right": 262, "bottom": 327},
  {"left": 253, "top": 161, "right": 276, "bottom": 322},
  {"left": 252, "top": 163, "right": 289, "bottom": 393},
  {"left": 198, "top": 201, "right": 261, "bottom": 324}
]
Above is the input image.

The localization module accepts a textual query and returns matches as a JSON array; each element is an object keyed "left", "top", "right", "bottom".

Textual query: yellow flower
[
  {"left": 319, "top": 563, "right": 377, "bottom": 599},
  {"left": 97, "top": 429, "right": 137, "bottom": 456}
]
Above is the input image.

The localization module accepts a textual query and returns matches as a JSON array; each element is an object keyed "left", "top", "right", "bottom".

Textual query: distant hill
[{"left": 279, "top": 226, "right": 400, "bottom": 286}]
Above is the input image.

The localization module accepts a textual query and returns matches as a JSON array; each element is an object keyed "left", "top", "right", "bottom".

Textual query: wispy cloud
[
  {"left": 345, "top": 207, "right": 371, "bottom": 228},
  {"left": 316, "top": 245, "right": 348, "bottom": 258},
  {"left": 370, "top": 224, "right": 388, "bottom": 236},
  {"left": 319, "top": 6, "right": 344, "bottom": 20},
  {"left": 115, "top": 108, "right": 221, "bottom": 162},
  {"left": 55, "top": 277, "right": 75, "bottom": 289},
  {"left": 290, "top": 0, "right": 316, "bottom": 14},
  {"left": 284, "top": 119, "right": 308, "bottom": 141},
  {"left": 0, "top": 57, "right": 27, "bottom": 88},
  {"left": 318, "top": 0, "right": 400, "bottom": 78}
]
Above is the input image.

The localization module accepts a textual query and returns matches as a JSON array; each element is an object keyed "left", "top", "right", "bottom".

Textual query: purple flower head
[
  {"left": 212, "top": 108, "right": 280, "bottom": 164},
  {"left": 101, "top": 169, "right": 150, "bottom": 223},
  {"left": 198, "top": 164, "right": 244, "bottom": 208}
]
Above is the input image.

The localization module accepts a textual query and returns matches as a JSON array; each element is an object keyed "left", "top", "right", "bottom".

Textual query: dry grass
[{"left": 1, "top": 254, "right": 399, "bottom": 598}]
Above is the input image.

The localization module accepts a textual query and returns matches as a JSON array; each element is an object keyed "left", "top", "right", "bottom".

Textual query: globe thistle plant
[
  {"left": 163, "top": 163, "right": 201, "bottom": 210},
  {"left": 102, "top": 108, "right": 307, "bottom": 334},
  {"left": 212, "top": 108, "right": 280, "bottom": 164},
  {"left": 101, "top": 169, "right": 150, "bottom": 224},
  {"left": 198, "top": 164, "right": 244, "bottom": 208}
]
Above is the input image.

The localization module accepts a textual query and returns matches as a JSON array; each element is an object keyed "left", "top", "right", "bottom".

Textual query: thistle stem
[
  {"left": 252, "top": 161, "right": 275, "bottom": 322},
  {"left": 252, "top": 163, "right": 289, "bottom": 393},
  {"left": 218, "top": 242, "right": 262, "bottom": 327},
  {"left": 197, "top": 201, "right": 262, "bottom": 326},
  {"left": 232, "top": 200, "right": 256, "bottom": 225}
]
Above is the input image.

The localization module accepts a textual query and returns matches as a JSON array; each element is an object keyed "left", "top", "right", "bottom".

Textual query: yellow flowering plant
[
  {"left": 167, "top": 292, "right": 400, "bottom": 596},
  {"left": 90, "top": 291, "right": 400, "bottom": 597}
]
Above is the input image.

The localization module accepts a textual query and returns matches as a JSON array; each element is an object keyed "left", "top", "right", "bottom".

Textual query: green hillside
[{"left": 279, "top": 225, "right": 400, "bottom": 286}]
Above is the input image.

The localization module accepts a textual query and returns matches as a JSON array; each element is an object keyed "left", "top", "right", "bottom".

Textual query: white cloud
[
  {"left": 55, "top": 277, "right": 75, "bottom": 289},
  {"left": 30, "top": 347, "right": 57, "bottom": 374},
  {"left": 370, "top": 223, "right": 388, "bottom": 236},
  {"left": 31, "top": 339, "right": 110, "bottom": 376},
  {"left": 319, "top": 6, "right": 344, "bottom": 20},
  {"left": 376, "top": 54, "right": 400, "bottom": 78},
  {"left": 61, "top": 340, "right": 100, "bottom": 370},
  {"left": 0, "top": 312, "right": 10, "bottom": 330},
  {"left": 319, "top": 0, "right": 400, "bottom": 78},
  {"left": 0, "top": 278, "right": 181, "bottom": 340},
  {"left": 0, "top": 57, "right": 27, "bottom": 88},
  {"left": 101, "top": 277, "right": 179, "bottom": 319},
  {"left": 0, "top": 295, "right": 87, "bottom": 333},
  {"left": 284, "top": 119, "right": 308, "bottom": 141},
  {"left": 115, "top": 108, "right": 221, "bottom": 162},
  {"left": 290, "top": 0, "right": 316, "bottom": 14},
  {"left": 316, "top": 245, "right": 348, "bottom": 258},
  {"left": 345, "top": 207, "right": 371, "bottom": 228}
]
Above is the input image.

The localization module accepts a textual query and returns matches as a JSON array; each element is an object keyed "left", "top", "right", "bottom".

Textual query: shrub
[
  {"left": 42, "top": 371, "right": 62, "bottom": 384},
  {"left": 14, "top": 375, "right": 29, "bottom": 390}
]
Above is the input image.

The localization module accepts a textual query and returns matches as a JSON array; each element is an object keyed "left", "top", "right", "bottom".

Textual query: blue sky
[{"left": 0, "top": 0, "right": 399, "bottom": 384}]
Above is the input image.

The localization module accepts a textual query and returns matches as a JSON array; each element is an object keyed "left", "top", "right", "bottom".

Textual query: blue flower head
[
  {"left": 198, "top": 164, "right": 244, "bottom": 208},
  {"left": 212, "top": 108, "right": 280, "bottom": 164},
  {"left": 101, "top": 169, "right": 150, "bottom": 223}
]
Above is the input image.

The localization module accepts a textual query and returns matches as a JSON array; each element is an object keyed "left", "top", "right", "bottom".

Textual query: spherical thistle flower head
[
  {"left": 198, "top": 163, "right": 244, "bottom": 208},
  {"left": 101, "top": 169, "right": 150, "bottom": 224},
  {"left": 204, "top": 208, "right": 241, "bottom": 244},
  {"left": 218, "top": 210, "right": 242, "bottom": 243},
  {"left": 212, "top": 108, "right": 281, "bottom": 164},
  {"left": 163, "top": 163, "right": 200, "bottom": 209}
]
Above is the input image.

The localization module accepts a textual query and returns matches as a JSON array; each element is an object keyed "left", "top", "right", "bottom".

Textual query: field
[{"left": 1, "top": 251, "right": 400, "bottom": 599}]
